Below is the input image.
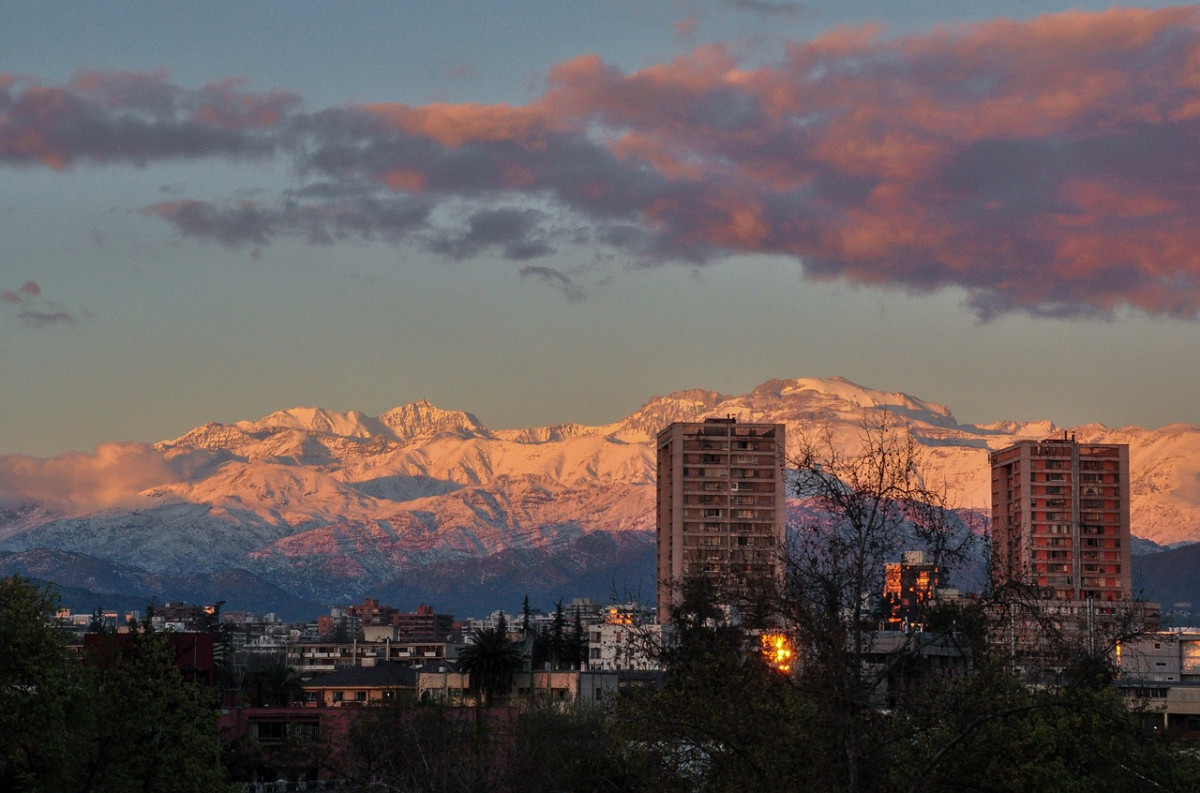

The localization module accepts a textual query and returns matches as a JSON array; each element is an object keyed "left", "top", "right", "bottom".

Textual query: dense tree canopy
[{"left": 0, "top": 576, "right": 229, "bottom": 793}]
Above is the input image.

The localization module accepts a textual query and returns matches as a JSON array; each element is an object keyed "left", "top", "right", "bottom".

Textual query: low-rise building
[
  {"left": 302, "top": 661, "right": 418, "bottom": 707},
  {"left": 417, "top": 668, "right": 619, "bottom": 707},
  {"left": 287, "top": 639, "right": 460, "bottom": 677},
  {"left": 588, "top": 622, "right": 670, "bottom": 671},
  {"left": 1117, "top": 631, "right": 1200, "bottom": 730}
]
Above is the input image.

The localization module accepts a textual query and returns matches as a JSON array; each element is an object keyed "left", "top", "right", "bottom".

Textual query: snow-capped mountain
[{"left": 1, "top": 376, "right": 1198, "bottom": 612}]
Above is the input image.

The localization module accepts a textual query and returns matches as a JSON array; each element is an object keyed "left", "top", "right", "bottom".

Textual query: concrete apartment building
[
  {"left": 990, "top": 436, "right": 1131, "bottom": 602},
  {"left": 655, "top": 417, "right": 786, "bottom": 624},
  {"left": 1117, "top": 632, "right": 1200, "bottom": 731}
]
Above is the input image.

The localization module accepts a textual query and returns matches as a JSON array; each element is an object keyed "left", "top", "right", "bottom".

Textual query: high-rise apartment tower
[
  {"left": 990, "top": 437, "right": 1130, "bottom": 601},
  {"left": 656, "top": 418, "right": 786, "bottom": 624}
]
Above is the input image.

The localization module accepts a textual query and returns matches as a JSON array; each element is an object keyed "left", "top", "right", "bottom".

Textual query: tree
[
  {"left": 549, "top": 599, "right": 566, "bottom": 670},
  {"left": 567, "top": 606, "right": 586, "bottom": 668},
  {"left": 339, "top": 700, "right": 487, "bottom": 793},
  {"left": 73, "top": 625, "right": 229, "bottom": 793},
  {"left": 456, "top": 626, "right": 522, "bottom": 707},
  {"left": 0, "top": 579, "right": 228, "bottom": 793},
  {"left": 521, "top": 594, "right": 532, "bottom": 636},
  {"left": 251, "top": 661, "right": 305, "bottom": 707},
  {"left": 782, "top": 414, "right": 976, "bottom": 792},
  {"left": 0, "top": 577, "right": 74, "bottom": 793},
  {"left": 614, "top": 576, "right": 819, "bottom": 792},
  {"left": 503, "top": 703, "right": 653, "bottom": 793}
]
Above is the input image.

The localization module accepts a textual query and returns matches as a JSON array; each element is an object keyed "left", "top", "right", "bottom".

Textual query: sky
[{"left": 3, "top": 1, "right": 1200, "bottom": 458}]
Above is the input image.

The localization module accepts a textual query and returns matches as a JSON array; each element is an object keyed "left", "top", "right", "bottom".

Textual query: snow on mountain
[
  {"left": 2, "top": 377, "right": 1198, "bottom": 607},
  {"left": 379, "top": 399, "right": 489, "bottom": 440},
  {"left": 237, "top": 407, "right": 390, "bottom": 439}
]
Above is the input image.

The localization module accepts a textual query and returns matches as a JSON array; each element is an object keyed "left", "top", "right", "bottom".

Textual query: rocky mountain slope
[{"left": 1, "top": 377, "right": 1197, "bottom": 613}]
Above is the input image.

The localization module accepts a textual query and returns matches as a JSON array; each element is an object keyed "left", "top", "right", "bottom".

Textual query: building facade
[
  {"left": 655, "top": 417, "right": 786, "bottom": 623},
  {"left": 1117, "top": 632, "right": 1200, "bottom": 731},
  {"left": 989, "top": 436, "right": 1131, "bottom": 601},
  {"left": 883, "top": 550, "right": 939, "bottom": 629}
]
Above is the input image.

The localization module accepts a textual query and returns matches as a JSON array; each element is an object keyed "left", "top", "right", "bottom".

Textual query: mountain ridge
[{"left": 2, "top": 376, "right": 1198, "bottom": 612}]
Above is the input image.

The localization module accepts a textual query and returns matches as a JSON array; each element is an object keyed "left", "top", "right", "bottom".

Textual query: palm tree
[
  {"left": 456, "top": 626, "right": 522, "bottom": 707},
  {"left": 253, "top": 661, "right": 305, "bottom": 706}
]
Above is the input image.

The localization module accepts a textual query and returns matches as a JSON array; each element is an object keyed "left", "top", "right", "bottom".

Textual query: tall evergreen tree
[
  {"left": 549, "top": 599, "right": 566, "bottom": 670},
  {"left": 568, "top": 606, "right": 586, "bottom": 668}
]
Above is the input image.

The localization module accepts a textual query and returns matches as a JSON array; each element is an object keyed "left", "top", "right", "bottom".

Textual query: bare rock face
[{"left": 2, "top": 376, "right": 1197, "bottom": 607}]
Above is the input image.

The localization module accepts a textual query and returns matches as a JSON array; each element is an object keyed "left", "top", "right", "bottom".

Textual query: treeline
[
  {"left": 6, "top": 576, "right": 1200, "bottom": 792},
  {"left": 0, "top": 577, "right": 227, "bottom": 793}
]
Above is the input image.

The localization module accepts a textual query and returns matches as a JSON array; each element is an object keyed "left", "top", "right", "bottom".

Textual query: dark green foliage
[
  {"left": 0, "top": 577, "right": 229, "bottom": 792},
  {"left": 73, "top": 625, "right": 230, "bottom": 793},
  {"left": 550, "top": 598, "right": 566, "bottom": 669},
  {"left": 555, "top": 605, "right": 588, "bottom": 670},
  {"left": 904, "top": 665, "right": 1200, "bottom": 793},
  {"left": 0, "top": 577, "right": 73, "bottom": 793},
  {"left": 503, "top": 703, "right": 652, "bottom": 793},
  {"left": 456, "top": 626, "right": 522, "bottom": 706},
  {"left": 340, "top": 700, "right": 488, "bottom": 792},
  {"left": 250, "top": 661, "right": 304, "bottom": 707}
]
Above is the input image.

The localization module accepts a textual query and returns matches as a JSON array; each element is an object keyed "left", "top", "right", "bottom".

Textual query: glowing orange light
[{"left": 761, "top": 632, "right": 793, "bottom": 673}]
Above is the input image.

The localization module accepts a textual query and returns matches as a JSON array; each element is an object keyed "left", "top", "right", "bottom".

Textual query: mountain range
[{"left": 2, "top": 376, "right": 1199, "bottom": 619}]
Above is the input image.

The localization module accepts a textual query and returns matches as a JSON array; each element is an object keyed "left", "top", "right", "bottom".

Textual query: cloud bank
[
  {"left": 4, "top": 7, "right": 1200, "bottom": 317},
  {"left": 0, "top": 443, "right": 179, "bottom": 512}
]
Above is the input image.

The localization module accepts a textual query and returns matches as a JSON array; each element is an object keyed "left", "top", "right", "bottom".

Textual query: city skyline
[{"left": 4, "top": 1, "right": 1200, "bottom": 458}]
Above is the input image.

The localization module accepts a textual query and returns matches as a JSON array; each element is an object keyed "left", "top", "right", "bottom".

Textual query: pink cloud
[
  {"left": 7, "top": 8, "right": 1200, "bottom": 317},
  {"left": 0, "top": 443, "right": 179, "bottom": 513},
  {"left": 1, "top": 280, "right": 81, "bottom": 326}
]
